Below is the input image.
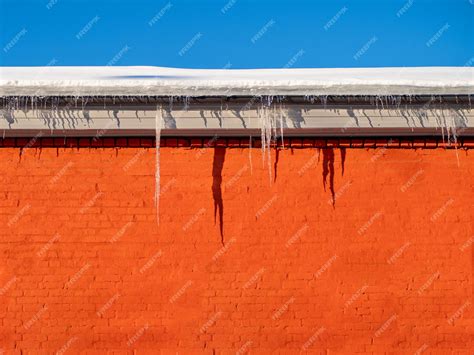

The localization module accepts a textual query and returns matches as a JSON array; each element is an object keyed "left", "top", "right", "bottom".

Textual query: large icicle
[
  {"left": 249, "top": 136, "right": 253, "bottom": 175},
  {"left": 155, "top": 104, "right": 163, "bottom": 223},
  {"left": 279, "top": 101, "right": 285, "bottom": 148},
  {"left": 445, "top": 109, "right": 460, "bottom": 167},
  {"left": 256, "top": 96, "right": 286, "bottom": 183},
  {"left": 259, "top": 99, "right": 272, "bottom": 183}
]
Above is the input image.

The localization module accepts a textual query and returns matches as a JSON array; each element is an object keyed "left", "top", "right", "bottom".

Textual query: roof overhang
[{"left": 1, "top": 67, "right": 473, "bottom": 138}]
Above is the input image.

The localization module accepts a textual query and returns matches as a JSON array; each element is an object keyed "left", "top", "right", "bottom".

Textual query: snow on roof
[{"left": 0, "top": 66, "right": 473, "bottom": 97}]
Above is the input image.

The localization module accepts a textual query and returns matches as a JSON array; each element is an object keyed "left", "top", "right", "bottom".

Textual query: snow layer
[{"left": 1, "top": 66, "right": 473, "bottom": 96}]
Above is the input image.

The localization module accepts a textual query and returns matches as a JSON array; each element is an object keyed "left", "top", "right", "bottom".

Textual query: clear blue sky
[{"left": 1, "top": 0, "right": 472, "bottom": 68}]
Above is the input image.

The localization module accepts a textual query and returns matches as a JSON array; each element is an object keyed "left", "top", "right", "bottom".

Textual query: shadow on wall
[
  {"left": 323, "top": 148, "right": 346, "bottom": 207},
  {"left": 211, "top": 146, "right": 347, "bottom": 243},
  {"left": 212, "top": 148, "right": 226, "bottom": 245}
]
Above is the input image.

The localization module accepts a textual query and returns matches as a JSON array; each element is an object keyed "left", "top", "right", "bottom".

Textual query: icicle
[
  {"left": 264, "top": 99, "right": 273, "bottom": 183},
  {"left": 258, "top": 97, "right": 273, "bottom": 184},
  {"left": 320, "top": 95, "right": 328, "bottom": 109},
  {"left": 155, "top": 104, "right": 163, "bottom": 224},
  {"left": 445, "top": 109, "right": 460, "bottom": 167},
  {"left": 279, "top": 101, "right": 284, "bottom": 148},
  {"left": 249, "top": 136, "right": 253, "bottom": 175},
  {"left": 259, "top": 102, "right": 266, "bottom": 166},
  {"left": 183, "top": 96, "right": 190, "bottom": 111}
]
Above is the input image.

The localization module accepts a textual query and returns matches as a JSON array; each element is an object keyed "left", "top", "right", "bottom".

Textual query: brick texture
[{"left": 0, "top": 145, "right": 473, "bottom": 354}]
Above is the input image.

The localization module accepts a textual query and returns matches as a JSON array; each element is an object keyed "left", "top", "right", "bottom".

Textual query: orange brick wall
[{"left": 0, "top": 143, "right": 473, "bottom": 354}]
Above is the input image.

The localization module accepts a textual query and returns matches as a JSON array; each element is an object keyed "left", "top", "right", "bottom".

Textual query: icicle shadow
[
  {"left": 273, "top": 148, "right": 280, "bottom": 183},
  {"left": 322, "top": 148, "right": 335, "bottom": 207},
  {"left": 1, "top": 108, "right": 15, "bottom": 128},
  {"left": 212, "top": 147, "right": 226, "bottom": 244},
  {"left": 162, "top": 106, "right": 177, "bottom": 129},
  {"left": 199, "top": 110, "right": 208, "bottom": 127},
  {"left": 287, "top": 107, "right": 305, "bottom": 128},
  {"left": 231, "top": 109, "right": 248, "bottom": 129},
  {"left": 346, "top": 107, "right": 360, "bottom": 127},
  {"left": 340, "top": 148, "right": 346, "bottom": 176}
]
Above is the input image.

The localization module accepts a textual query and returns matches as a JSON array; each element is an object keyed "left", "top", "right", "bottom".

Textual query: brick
[
  {"left": 375, "top": 138, "right": 390, "bottom": 147},
  {"left": 128, "top": 138, "right": 141, "bottom": 147},
  {"left": 400, "top": 138, "right": 413, "bottom": 148},
  {"left": 54, "top": 138, "right": 66, "bottom": 147},
  {"left": 177, "top": 138, "right": 190, "bottom": 147},
  {"left": 227, "top": 139, "right": 241, "bottom": 148},
  {"left": 302, "top": 139, "right": 314, "bottom": 148},
  {"left": 387, "top": 138, "right": 400, "bottom": 148},
  {"left": 140, "top": 138, "right": 153, "bottom": 148},
  {"left": 190, "top": 139, "right": 203, "bottom": 148},
  {"left": 363, "top": 138, "right": 376, "bottom": 148},
  {"left": 339, "top": 139, "right": 351, "bottom": 148},
  {"left": 103, "top": 138, "right": 116, "bottom": 147},
  {"left": 0, "top": 144, "right": 472, "bottom": 354},
  {"left": 79, "top": 138, "right": 91, "bottom": 147},
  {"left": 413, "top": 139, "right": 426, "bottom": 148},
  {"left": 115, "top": 138, "right": 128, "bottom": 147},
  {"left": 165, "top": 138, "right": 178, "bottom": 147},
  {"left": 291, "top": 139, "right": 303, "bottom": 148},
  {"left": 461, "top": 139, "right": 474, "bottom": 148},
  {"left": 313, "top": 139, "right": 326, "bottom": 148}
]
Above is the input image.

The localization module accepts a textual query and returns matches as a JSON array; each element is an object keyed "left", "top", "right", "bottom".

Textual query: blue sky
[{"left": 1, "top": 0, "right": 473, "bottom": 68}]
